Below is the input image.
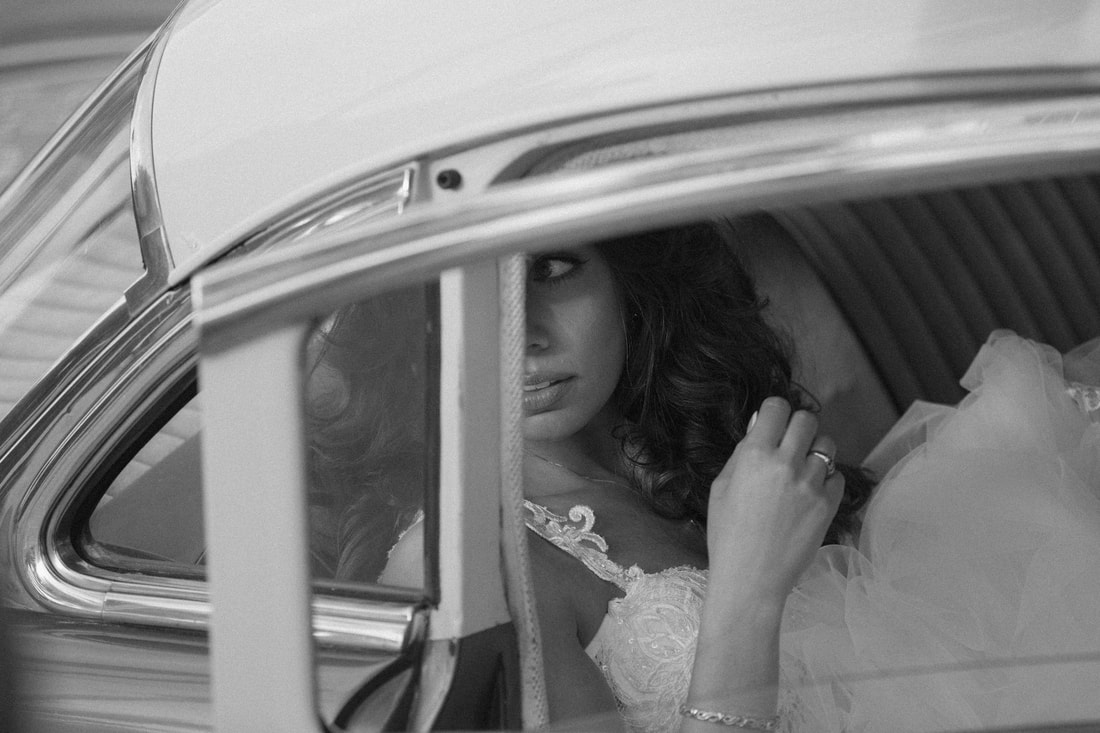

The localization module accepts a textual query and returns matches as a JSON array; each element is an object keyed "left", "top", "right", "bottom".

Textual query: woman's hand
[
  {"left": 706, "top": 397, "right": 845, "bottom": 606},
  {"left": 685, "top": 398, "right": 843, "bottom": 726}
]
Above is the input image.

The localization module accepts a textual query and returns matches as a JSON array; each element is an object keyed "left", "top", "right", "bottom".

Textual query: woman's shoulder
[
  {"left": 378, "top": 515, "right": 424, "bottom": 587},
  {"left": 526, "top": 508, "right": 625, "bottom": 646}
]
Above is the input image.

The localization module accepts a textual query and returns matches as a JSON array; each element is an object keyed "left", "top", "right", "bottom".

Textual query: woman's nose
[
  {"left": 528, "top": 334, "right": 549, "bottom": 354},
  {"left": 526, "top": 319, "right": 550, "bottom": 352},
  {"left": 526, "top": 297, "right": 550, "bottom": 352}
]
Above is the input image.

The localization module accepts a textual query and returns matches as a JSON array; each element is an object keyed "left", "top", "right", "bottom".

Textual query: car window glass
[
  {"left": 86, "top": 394, "right": 204, "bottom": 569},
  {"left": 81, "top": 279, "right": 438, "bottom": 591},
  {"left": 303, "top": 283, "right": 439, "bottom": 586},
  {"left": 0, "top": 56, "right": 145, "bottom": 422}
]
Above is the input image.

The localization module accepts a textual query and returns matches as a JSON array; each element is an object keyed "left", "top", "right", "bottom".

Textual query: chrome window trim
[
  {"left": 9, "top": 290, "right": 198, "bottom": 619},
  {"left": 207, "top": 163, "right": 421, "bottom": 286},
  {"left": 194, "top": 93, "right": 1100, "bottom": 338},
  {"left": 5, "top": 288, "right": 422, "bottom": 651},
  {"left": 243, "top": 166, "right": 417, "bottom": 252},
  {"left": 420, "top": 70, "right": 1100, "bottom": 200},
  {"left": 125, "top": 2, "right": 188, "bottom": 314}
]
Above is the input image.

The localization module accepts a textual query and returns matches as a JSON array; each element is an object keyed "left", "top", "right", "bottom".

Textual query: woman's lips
[{"left": 523, "top": 375, "right": 573, "bottom": 412}]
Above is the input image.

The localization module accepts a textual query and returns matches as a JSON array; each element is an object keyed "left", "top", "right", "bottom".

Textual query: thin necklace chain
[
  {"left": 527, "top": 451, "right": 705, "bottom": 534},
  {"left": 525, "top": 451, "right": 632, "bottom": 489}
]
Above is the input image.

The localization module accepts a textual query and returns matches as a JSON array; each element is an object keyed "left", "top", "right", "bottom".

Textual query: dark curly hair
[
  {"left": 305, "top": 286, "right": 434, "bottom": 582},
  {"left": 597, "top": 221, "right": 873, "bottom": 544},
  {"left": 309, "top": 220, "right": 873, "bottom": 580}
]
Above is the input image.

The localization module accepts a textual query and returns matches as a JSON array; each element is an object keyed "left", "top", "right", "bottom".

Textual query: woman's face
[{"left": 523, "top": 246, "right": 626, "bottom": 442}]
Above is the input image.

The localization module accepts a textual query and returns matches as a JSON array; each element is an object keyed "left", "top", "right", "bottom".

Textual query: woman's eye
[{"left": 531, "top": 255, "right": 584, "bottom": 283}]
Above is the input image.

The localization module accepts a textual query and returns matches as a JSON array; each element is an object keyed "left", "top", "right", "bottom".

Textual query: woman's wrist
[
  {"left": 700, "top": 574, "right": 791, "bottom": 620},
  {"left": 689, "top": 588, "right": 783, "bottom": 721},
  {"left": 679, "top": 703, "right": 779, "bottom": 730}
]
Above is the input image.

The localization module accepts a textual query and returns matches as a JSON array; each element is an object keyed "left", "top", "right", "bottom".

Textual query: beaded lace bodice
[{"left": 524, "top": 500, "right": 708, "bottom": 733}]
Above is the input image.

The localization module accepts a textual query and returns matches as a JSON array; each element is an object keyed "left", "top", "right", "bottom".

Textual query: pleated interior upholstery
[
  {"left": 771, "top": 175, "right": 1100, "bottom": 413},
  {"left": 525, "top": 137, "right": 1100, "bottom": 462}
]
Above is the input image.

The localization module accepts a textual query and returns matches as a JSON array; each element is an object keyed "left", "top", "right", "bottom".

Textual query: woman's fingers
[
  {"left": 740, "top": 398, "right": 840, "bottom": 488},
  {"left": 804, "top": 435, "right": 837, "bottom": 484},
  {"left": 735, "top": 398, "right": 842, "bottom": 491},
  {"left": 779, "top": 408, "right": 819, "bottom": 457},
  {"left": 709, "top": 398, "right": 848, "bottom": 599},
  {"left": 748, "top": 399, "right": 826, "bottom": 464},
  {"left": 743, "top": 397, "right": 791, "bottom": 446}
]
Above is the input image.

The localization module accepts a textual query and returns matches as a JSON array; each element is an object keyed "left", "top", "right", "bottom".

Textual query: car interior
[
  {"left": 79, "top": 166, "right": 1100, "bottom": 585},
  {"left": 748, "top": 173, "right": 1100, "bottom": 470}
]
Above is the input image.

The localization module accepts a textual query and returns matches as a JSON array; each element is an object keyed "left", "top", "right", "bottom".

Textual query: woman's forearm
[{"left": 683, "top": 585, "right": 785, "bottom": 731}]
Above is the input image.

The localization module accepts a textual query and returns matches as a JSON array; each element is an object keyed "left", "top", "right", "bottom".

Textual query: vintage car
[{"left": 2, "top": 1, "right": 1100, "bottom": 731}]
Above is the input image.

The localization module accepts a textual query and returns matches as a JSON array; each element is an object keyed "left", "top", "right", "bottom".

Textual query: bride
[
  {"left": 377, "top": 220, "right": 1100, "bottom": 731},
  {"left": 518, "top": 221, "right": 865, "bottom": 732}
]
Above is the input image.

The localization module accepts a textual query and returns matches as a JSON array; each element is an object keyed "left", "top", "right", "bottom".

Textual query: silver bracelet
[{"left": 678, "top": 703, "right": 779, "bottom": 730}]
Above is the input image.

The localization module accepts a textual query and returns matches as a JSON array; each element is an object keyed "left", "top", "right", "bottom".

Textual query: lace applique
[
  {"left": 591, "top": 567, "right": 708, "bottom": 733},
  {"left": 523, "top": 500, "right": 638, "bottom": 589},
  {"left": 1067, "top": 382, "right": 1100, "bottom": 422},
  {"left": 525, "top": 500, "right": 712, "bottom": 733}
]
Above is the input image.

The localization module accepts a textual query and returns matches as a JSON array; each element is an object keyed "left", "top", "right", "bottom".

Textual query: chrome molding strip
[
  {"left": 125, "top": 3, "right": 188, "bottom": 314},
  {"left": 432, "top": 69, "right": 1100, "bottom": 190},
  {"left": 195, "top": 94, "right": 1100, "bottom": 339},
  {"left": 247, "top": 166, "right": 417, "bottom": 252},
  {"left": 11, "top": 295, "right": 196, "bottom": 617}
]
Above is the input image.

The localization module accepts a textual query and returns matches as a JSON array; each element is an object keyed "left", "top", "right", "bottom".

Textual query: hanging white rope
[{"left": 498, "top": 254, "right": 549, "bottom": 728}]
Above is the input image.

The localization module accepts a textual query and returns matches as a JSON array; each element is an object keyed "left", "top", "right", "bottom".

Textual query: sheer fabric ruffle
[{"left": 782, "top": 332, "right": 1100, "bottom": 732}]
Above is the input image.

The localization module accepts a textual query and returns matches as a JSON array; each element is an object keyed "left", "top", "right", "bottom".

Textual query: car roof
[{"left": 149, "top": 0, "right": 1100, "bottom": 284}]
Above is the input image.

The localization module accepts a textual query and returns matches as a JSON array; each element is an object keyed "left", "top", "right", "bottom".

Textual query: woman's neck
[{"left": 524, "top": 420, "right": 630, "bottom": 499}]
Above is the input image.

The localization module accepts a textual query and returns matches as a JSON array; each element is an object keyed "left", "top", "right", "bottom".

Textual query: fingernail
[{"left": 747, "top": 410, "right": 758, "bottom": 432}]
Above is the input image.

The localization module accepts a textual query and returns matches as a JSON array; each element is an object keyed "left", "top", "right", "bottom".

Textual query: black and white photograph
[{"left": 2, "top": 3, "right": 1100, "bottom": 731}]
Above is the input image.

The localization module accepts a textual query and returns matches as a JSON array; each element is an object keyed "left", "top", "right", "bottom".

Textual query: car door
[
  {"left": 186, "top": 83, "right": 1100, "bottom": 724},
  {"left": 193, "top": 244, "right": 534, "bottom": 730}
]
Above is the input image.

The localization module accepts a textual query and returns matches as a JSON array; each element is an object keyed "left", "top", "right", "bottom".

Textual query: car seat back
[{"left": 745, "top": 174, "right": 1100, "bottom": 465}]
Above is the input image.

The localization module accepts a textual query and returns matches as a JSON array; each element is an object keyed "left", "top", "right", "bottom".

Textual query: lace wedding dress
[
  {"left": 525, "top": 332, "right": 1100, "bottom": 733},
  {"left": 524, "top": 501, "right": 709, "bottom": 732}
]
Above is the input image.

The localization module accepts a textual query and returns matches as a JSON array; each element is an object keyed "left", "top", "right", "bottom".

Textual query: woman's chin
[{"left": 522, "top": 411, "right": 585, "bottom": 443}]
